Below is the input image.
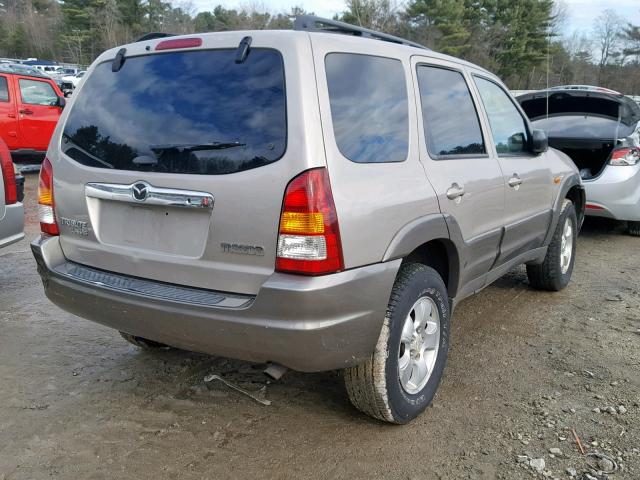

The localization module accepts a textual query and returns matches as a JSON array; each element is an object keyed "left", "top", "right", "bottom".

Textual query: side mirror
[
  {"left": 530, "top": 129, "right": 548, "bottom": 154},
  {"left": 56, "top": 95, "right": 66, "bottom": 109}
]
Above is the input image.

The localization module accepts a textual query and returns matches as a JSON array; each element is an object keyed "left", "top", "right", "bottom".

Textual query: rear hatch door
[{"left": 51, "top": 32, "right": 323, "bottom": 295}]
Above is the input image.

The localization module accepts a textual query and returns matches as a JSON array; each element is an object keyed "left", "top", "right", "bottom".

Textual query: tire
[
  {"left": 527, "top": 199, "right": 577, "bottom": 291},
  {"left": 343, "top": 264, "right": 450, "bottom": 424},
  {"left": 119, "top": 331, "right": 170, "bottom": 350},
  {"left": 627, "top": 221, "right": 640, "bottom": 237}
]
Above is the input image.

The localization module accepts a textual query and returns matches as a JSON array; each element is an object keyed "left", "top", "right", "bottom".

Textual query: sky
[{"left": 188, "top": 0, "right": 640, "bottom": 34}]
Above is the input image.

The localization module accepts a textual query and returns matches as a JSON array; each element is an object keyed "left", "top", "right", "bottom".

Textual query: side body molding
[{"left": 382, "top": 213, "right": 463, "bottom": 298}]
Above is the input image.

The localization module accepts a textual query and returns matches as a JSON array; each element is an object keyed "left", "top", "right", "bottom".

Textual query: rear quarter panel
[{"left": 310, "top": 34, "right": 439, "bottom": 269}]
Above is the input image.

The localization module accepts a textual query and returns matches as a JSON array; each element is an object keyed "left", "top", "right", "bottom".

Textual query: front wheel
[
  {"left": 343, "top": 264, "right": 450, "bottom": 424},
  {"left": 527, "top": 199, "right": 577, "bottom": 291}
]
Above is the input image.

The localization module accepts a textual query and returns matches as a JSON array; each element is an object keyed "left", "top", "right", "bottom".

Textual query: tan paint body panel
[{"left": 50, "top": 32, "right": 325, "bottom": 296}]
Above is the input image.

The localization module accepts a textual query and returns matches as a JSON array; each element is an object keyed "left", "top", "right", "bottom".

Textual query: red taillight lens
[
  {"left": 155, "top": 38, "right": 202, "bottom": 51},
  {"left": 276, "top": 168, "right": 344, "bottom": 275},
  {"left": 0, "top": 140, "right": 17, "bottom": 205},
  {"left": 610, "top": 147, "right": 640, "bottom": 166},
  {"left": 38, "top": 157, "right": 59, "bottom": 236}
]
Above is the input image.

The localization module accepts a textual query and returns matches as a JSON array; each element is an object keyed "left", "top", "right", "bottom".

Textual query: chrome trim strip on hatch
[{"left": 85, "top": 181, "right": 214, "bottom": 209}]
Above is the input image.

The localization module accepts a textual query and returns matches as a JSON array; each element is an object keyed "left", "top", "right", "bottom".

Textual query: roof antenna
[
  {"left": 235, "top": 36, "right": 252, "bottom": 64},
  {"left": 546, "top": 28, "right": 550, "bottom": 120},
  {"left": 112, "top": 48, "right": 126, "bottom": 72}
]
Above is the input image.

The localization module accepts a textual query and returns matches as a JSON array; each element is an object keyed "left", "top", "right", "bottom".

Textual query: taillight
[
  {"left": 276, "top": 168, "right": 344, "bottom": 275},
  {"left": 609, "top": 147, "right": 640, "bottom": 166},
  {"left": 38, "top": 157, "right": 59, "bottom": 236},
  {"left": 0, "top": 140, "right": 17, "bottom": 205}
]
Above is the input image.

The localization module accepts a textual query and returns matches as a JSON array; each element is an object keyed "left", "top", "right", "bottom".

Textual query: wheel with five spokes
[{"left": 344, "top": 263, "right": 450, "bottom": 424}]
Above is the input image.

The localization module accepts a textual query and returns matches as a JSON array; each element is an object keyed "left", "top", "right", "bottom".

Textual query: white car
[
  {"left": 518, "top": 86, "right": 640, "bottom": 236},
  {"left": 61, "top": 71, "right": 85, "bottom": 88}
]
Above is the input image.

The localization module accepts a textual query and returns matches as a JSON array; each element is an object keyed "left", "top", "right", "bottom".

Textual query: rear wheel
[
  {"left": 343, "top": 264, "right": 450, "bottom": 424},
  {"left": 527, "top": 199, "right": 577, "bottom": 291},
  {"left": 119, "top": 332, "right": 170, "bottom": 350},
  {"left": 627, "top": 221, "right": 640, "bottom": 237}
]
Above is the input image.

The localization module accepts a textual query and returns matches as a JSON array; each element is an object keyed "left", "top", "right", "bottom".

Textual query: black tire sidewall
[
  {"left": 384, "top": 267, "right": 450, "bottom": 424},
  {"left": 553, "top": 203, "right": 578, "bottom": 289}
]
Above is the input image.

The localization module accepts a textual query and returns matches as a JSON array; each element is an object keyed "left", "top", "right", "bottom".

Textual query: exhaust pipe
[{"left": 264, "top": 363, "right": 288, "bottom": 380}]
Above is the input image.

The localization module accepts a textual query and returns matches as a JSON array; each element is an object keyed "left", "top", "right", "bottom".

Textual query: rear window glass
[
  {"left": 417, "top": 66, "right": 485, "bottom": 157},
  {"left": 325, "top": 53, "right": 408, "bottom": 163},
  {"left": 520, "top": 94, "right": 640, "bottom": 127},
  {"left": 62, "top": 49, "right": 287, "bottom": 175},
  {"left": 531, "top": 116, "right": 635, "bottom": 140}
]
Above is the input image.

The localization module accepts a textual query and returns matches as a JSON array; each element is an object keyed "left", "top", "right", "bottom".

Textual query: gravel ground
[{"left": 0, "top": 175, "right": 638, "bottom": 480}]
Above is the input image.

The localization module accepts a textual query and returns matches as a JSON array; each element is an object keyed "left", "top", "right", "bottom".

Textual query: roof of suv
[{"left": 119, "top": 27, "right": 495, "bottom": 81}]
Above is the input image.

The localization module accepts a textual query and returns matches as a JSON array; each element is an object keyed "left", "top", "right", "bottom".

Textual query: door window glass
[
  {"left": 0, "top": 76, "right": 8, "bottom": 102},
  {"left": 474, "top": 77, "right": 529, "bottom": 155},
  {"left": 416, "top": 66, "right": 485, "bottom": 157},
  {"left": 18, "top": 79, "right": 58, "bottom": 106}
]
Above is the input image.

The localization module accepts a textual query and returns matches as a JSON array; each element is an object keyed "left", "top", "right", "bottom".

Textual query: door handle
[
  {"left": 7, "top": 113, "right": 15, "bottom": 118},
  {"left": 508, "top": 174, "right": 523, "bottom": 188},
  {"left": 446, "top": 183, "right": 465, "bottom": 200},
  {"left": 19, "top": 109, "right": 33, "bottom": 115}
]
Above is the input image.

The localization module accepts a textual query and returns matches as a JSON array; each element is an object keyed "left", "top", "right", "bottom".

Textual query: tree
[
  {"left": 406, "top": 0, "right": 471, "bottom": 56},
  {"left": 593, "top": 9, "right": 623, "bottom": 84},
  {"left": 341, "top": 0, "right": 400, "bottom": 32},
  {"left": 622, "top": 22, "right": 640, "bottom": 60}
]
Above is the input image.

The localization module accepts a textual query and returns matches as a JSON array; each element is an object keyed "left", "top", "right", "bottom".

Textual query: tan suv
[{"left": 32, "top": 17, "right": 585, "bottom": 423}]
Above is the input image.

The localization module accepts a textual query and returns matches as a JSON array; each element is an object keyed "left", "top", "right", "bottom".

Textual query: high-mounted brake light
[
  {"left": 609, "top": 147, "right": 640, "bottom": 166},
  {"left": 38, "top": 157, "right": 59, "bottom": 236},
  {"left": 0, "top": 140, "right": 17, "bottom": 205},
  {"left": 155, "top": 38, "right": 202, "bottom": 51},
  {"left": 276, "top": 168, "right": 344, "bottom": 275}
]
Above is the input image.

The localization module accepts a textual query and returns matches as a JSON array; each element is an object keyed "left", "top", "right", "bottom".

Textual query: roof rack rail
[
  {"left": 293, "top": 15, "right": 428, "bottom": 50},
  {"left": 135, "top": 32, "right": 175, "bottom": 42}
]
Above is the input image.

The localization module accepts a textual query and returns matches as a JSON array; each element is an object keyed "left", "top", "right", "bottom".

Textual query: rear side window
[
  {"left": 474, "top": 77, "right": 529, "bottom": 156},
  {"left": 416, "top": 66, "right": 485, "bottom": 157},
  {"left": 0, "top": 76, "right": 8, "bottom": 102},
  {"left": 325, "top": 53, "right": 408, "bottom": 163},
  {"left": 19, "top": 79, "right": 57, "bottom": 106},
  {"left": 62, "top": 49, "right": 287, "bottom": 175}
]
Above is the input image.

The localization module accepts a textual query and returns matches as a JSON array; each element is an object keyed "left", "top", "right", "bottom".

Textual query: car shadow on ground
[{"left": 579, "top": 216, "right": 627, "bottom": 237}]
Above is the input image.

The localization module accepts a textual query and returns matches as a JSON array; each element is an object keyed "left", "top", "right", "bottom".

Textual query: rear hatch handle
[{"left": 85, "top": 181, "right": 214, "bottom": 209}]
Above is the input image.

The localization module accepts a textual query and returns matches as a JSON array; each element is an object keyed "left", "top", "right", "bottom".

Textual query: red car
[{"left": 0, "top": 67, "right": 65, "bottom": 161}]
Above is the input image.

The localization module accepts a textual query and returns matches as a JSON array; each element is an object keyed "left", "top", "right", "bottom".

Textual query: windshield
[{"left": 62, "top": 48, "right": 287, "bottom": 175}]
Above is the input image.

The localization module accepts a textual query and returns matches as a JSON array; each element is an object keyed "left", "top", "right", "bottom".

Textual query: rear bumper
[
  {"left": 31, "top": 235, "right": 400, "bottom": 372},
  {"left": 0, "top": 202, "right": 25, "bottom": 249},
  {"left": 584, "top": 164, "right": 640, "bottom": 221}
]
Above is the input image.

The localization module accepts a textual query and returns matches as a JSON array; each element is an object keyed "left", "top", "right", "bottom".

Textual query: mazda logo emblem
[{"left": 132, "top": 182, "right": 149, "bottom": 201}]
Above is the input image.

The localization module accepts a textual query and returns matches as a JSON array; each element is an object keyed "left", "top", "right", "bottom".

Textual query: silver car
[
  {"left": 518, "top": 86, "right": 640, "bottom": 236},
  {"left": 32, "top": 17, "right": 584, "bottom": 423},
  {"left": 0, "top": 139, "right": 24, "bottom": 248}
]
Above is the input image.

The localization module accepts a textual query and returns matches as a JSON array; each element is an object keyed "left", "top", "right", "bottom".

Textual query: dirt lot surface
[{"left": 1, "top": 175, "right": 639, "bottom": 480}]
